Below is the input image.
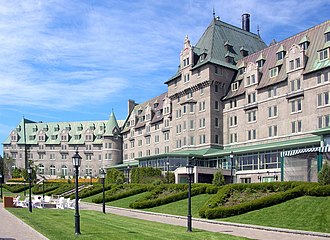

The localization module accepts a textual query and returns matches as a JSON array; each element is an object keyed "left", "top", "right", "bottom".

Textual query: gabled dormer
[
  {"left": 286, "top": 44, "right": 304, "bottom": 73},
  {"left": 180, "top": 35, "right": 193, "bottom": 70},
  {"left": 256, "top": 53, "right": 265, "bottom": 68},
  {"left": 276, "top": 44, "right": 286, "bottom": 63},
  {"left": 298, "top": 35, "right": 310, "bottom": 50},
  {"left": 240, "top": 46, "right": 249, "bottom": 57}
]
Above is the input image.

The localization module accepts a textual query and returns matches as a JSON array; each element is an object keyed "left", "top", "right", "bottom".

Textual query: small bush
[
  {"left": 318, "top": 162, "right": 330, "bottom": 185},
  {"left": 3, "top": 184, "right": 30, "bottom": 193},
  {"left": 212, "top": 171, "right": 225, "bottom": 186}
]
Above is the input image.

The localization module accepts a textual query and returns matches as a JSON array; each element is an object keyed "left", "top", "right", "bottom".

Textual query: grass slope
[
  {"left": 7, "top": 208, "right": 249, "bottom": 240},
  {"left": 222, "top": 196, "right": 330, "bottom": 233}
]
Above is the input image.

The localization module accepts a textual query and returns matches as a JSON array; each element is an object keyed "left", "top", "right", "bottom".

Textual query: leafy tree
[
  {"left": 106, "top": 168, "right": 125, "bottom": 184},
  {"left": 318, "top": 161, "right": 330, "bottom": 185},
  {"left": 212, "top": 171, "right": 225, "bottom": 186},
  {"left": 131, "top": 167, "right": 162, "bottom": 184},
  {"left": 12, "top": 168, "right": 22, "bottom": 178},
  {"left": 164, "top": 171, "right": 175, "bottom": 184},
  {"left": 0, "top": 156, "right": 15, "bottom": 179}
]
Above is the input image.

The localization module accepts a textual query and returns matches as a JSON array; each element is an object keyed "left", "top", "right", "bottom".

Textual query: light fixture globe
[
  {"left": 27, "top": 168, "right": 32, "bottom": 174},
  {"left": 72, "top": 150, "right": 82, "bottom": 168},
  {"left": 186, "top": 164, "right": 193, "bottom": 175},
  {"left": 100, "top": 169, "right": 106, "bottom": 179}
]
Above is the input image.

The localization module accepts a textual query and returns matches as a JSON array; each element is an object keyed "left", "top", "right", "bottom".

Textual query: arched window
[
  {"left": 61, "top": 165, "right": 68, "bottom": 176},
  {"left": 38, "top": 164, "right": 45, "bottom": 174},
  {"left": 50, "top": 165, "right": 56, "bottom": 175}
]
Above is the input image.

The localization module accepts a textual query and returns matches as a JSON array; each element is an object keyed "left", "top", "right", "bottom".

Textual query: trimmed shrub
[
  {"left": 318, "top": 162, "right": 330, "bottom": 185},
  {"left": 32, "top": 183, "right": 60, "bottom": 194},
  {"left": 106, "top": 169, "right": 125, "bottom": 184},
  {"left": 92, "top": 184, "right": 152, "bottom": 203},
  {"left": 212, "top": 171, "right": 225, "bottom": 186},
  {"left": 3, "top": 184, "right": 30, "bottom": 193},
  {"left": 69, "top": 184, "right": 113, "bottom": 199},
  {"left": 129, "top": 184, "right": 207, "bottom": 209}
]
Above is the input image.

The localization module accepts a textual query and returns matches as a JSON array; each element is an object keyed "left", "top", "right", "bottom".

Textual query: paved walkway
[
  {"left": 0, "top": 204, "right": 48, "bottom": 240},
  {"left": 81, "top": 202, "right": 330, "bottom": 240}
]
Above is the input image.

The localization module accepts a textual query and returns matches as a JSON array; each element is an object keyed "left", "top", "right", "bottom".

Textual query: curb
[{"left": 81, "top": 202, "right": 330, "bottom": 239}]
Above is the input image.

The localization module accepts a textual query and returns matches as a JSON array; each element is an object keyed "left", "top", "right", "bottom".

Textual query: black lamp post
[
  {"left": 0, "top": 173, "right": 3, "bottom": 200},
  {"left": 24, "top": 178, "right": 26, "bottom": 197},
  {"left": 230, "top": 151, "right": 234, "bottom": 184},
  {"left": 72, "top": 150, "right": 82, "bottom": 235},
  {"left": 27, "top": 167, "right": 32, "bottom": 213},
  {"left": 127, "top": 165, "right": 130, "bottom": 184},
  {"left": 166, "top": 160, "right": 170, "bottom": 184},
  {"left": 42, "top": 176, "right": 45, "bottom": 200},
  {"left": 186, "top": 163, "right": 193, "bottom": 232},
  {"left": 100, "top": 169, "right": 106, "bottom": 214}
]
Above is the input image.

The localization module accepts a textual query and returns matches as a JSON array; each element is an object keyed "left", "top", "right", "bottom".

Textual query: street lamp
[
  {"left": 24, "top": 178, "right": 26, "bottom": 197},
  {"left": 127, "top": 165, "right": 130, "bottom": 184},
  {"left": 27, "top": 167, "right": 32, "bottom": 213},
  {"left": 166, "top": 160, "right": 170, "bottom": 184},
  {"left": 100, "top": 169, "right": 106, "bottom": 214},
  {"left": 230, "top": 151, "right": 234, "bottom": 184},
  {"left": 186, "top": 163, "right": 194, "bottom": 232},
  {"left": 72, "top": 150, "right": 82, "bottom": 235},
  {"left": 42, "top": 176, "right": 45, "bottom": 200},
  {"left": 0, "top": 173, "right": 3, "bottom": 200}
]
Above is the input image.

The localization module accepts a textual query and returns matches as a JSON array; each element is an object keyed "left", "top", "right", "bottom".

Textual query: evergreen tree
[
  {"left": 212, "top": 170, "right": 225, "bottom": 186},
  {"left": 318, "top": 161, "right": 330, "bottom": 185}
]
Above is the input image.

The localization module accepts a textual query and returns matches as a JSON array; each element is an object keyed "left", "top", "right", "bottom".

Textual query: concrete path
[
  {"left": 81, "top": 202, "right": 330, "bottom": 240},
  {"left": 0, "top": 204, "right": 48, "bottom": 240}
]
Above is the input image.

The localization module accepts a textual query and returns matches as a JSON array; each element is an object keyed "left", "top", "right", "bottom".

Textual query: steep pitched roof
[
  {"left": 104, "top": 111, "right": 120, "bottom": 137},
  {"left": 192, "top": 18, "right": 267, "bottom": 69}
]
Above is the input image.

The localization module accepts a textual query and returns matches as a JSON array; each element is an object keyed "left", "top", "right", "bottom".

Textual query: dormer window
[
  {"left": 54, "top": 125, "right": 60, "bottom": 131},
  {"left": 269, "top": 67, "right": 278, "bottom": 78},
  {"left": 183, "top": 57, "right": 190, "bottom": 67},
  {"left": 231, "top": 82, "right": 239, "bottom": 91},
  {"left": 154, "top": 103, "right": 159, "bottom": 108},
  {"left": 224, "top": 41, "right": 233, "bottom": 52},
  {"left": 77, "top": 124, "right": 83, "bottom": 131},
  {"left": 298, "top": 35, "right": 310, "bottom": 50},
  {"left": 276, "top": 51, "right": 285, "bottom": 61},
  {"left": 257, "top": 60, "right": 265, "bottom": 68},
  {"left": 138, "top": 109, "right": 143, "bottom": 115},
  {"left": 238, "top": 67, "right": 246, "bottom": 75},
  {"left": 320, "top": 49, "right": 329, "bottom": 61},
  {"left": 246, "top": 74, "right": 256, "bottom": 86},
  {"left": 325, "top": 26, "right": 330, "bottom": 42},
  {"left": 240, "top": 46, "right": 248, "bottom": 57},
  {"left": 226, "top": 56, "right": 235, "bottom": 64},
  {"left": 33, "top": 126, "right": 38, "bottom": 132},
  {"left": 276, "top": 45, "right": 286, "bottom": 61}
]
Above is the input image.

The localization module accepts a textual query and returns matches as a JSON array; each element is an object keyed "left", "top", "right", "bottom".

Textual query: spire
[
  {"left": 257, "top": 25, "right": 260, "bottom": 37},
  {"left": 104, "top": 111, "right": 120, "bottom": 137},
  {"left": 212, "top": 7, "right": 215, "bottom": 19}
]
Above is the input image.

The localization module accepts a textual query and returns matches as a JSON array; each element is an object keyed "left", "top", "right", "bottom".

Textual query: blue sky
[{"left": 0, "top": 0, "right": 329, "bottom": 153}]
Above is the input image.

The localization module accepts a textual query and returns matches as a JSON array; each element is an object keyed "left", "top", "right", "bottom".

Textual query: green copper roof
[{"left": 104, "top": 111, "right": 120, "bottom": 137}]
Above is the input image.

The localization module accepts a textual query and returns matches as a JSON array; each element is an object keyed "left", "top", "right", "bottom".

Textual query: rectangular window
[
  {"left": 230, "top": 99, "right": 237, "bottom": 109},
  {"left": 276, "top": 52, "right": 284, "bottom": 61},
  {"left": 232, "top": 82, "right": 239, "bottom": 91},
  {"left": 289, "top": 60, "right": 294, "bottom": 70},
  {"left": 215, "top": 117, "right": 219, "bottom": 127},
  {"left": 247, "top": 92, "right": 256, "bottom": 104},
  {"left": 268, "top": 86, "right": 277, "bottom": 98},
  {"left": 247, "top": 129, "right": 257, "bottom": 140},
  {"left": 199, "top": 135, "right": 206, "bottom": 144},
  {"left": 230, "top": 133, "right": 237, "bottom": 143},
  {"left": 268, "top": 105, "right": 278, "bottom": 118},
  {"left": 269, "top": 67, "right": 278, "bottom": 78},
  {"left": 215, "top": 84, "right": 219, "bottom": 92},
  {"left": 247, "top": 110, "right": 257, "bottom": 122},
  {"left": 291, "top": 99, "right": 302, "bottom": 113},
  {"left": 199, "top": 101, "right": 206, "bottom": 111},
  {"left": 229, "top": 116, "right": 237, "bottom": 127},
  {"left": 317, "top": 92, "right": 330, "bottom": 107},
  {"left": 290, "top": 79, "right": 301, "bottom": 92},
  {"left": 189, "top": 120, "right": 194, "bottom": 130},
  {"left": 318, "top": 115, "right": 330, "bottom": 128},
  {"left": 291, "top": 120, "right": 302, "bottom": 133},
  {"left": 199, "top": 118, "right": 206, "bottom": 128},
  {"left": 296, "top": 58, "right": 301, "bottom": 68},
  {"left": 268, "top": 125, "right": 278, "bottom": 137},
  {"left": 320, "top": 49, "right": 328, "bottom": 61},
  {"left": 215, "top": 100, "right": 219, "bottom": 110}
]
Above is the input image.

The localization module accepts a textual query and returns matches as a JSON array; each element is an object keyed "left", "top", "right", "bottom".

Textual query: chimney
[
  {"left": 242, "top": 13, "right": 250, "bottom": 32},
  {"left": 128, "top": 99, "right": 136, "bottom": 115}
]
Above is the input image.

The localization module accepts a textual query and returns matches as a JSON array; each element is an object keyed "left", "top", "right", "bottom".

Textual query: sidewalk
[
  {"left": 0, "top": 204, "right": 48, "bottom": 240},
  {"left": 81, "top": 202, "right": 330, "bottom": 240}
]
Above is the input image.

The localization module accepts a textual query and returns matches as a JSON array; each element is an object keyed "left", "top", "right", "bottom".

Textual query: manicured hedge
[
  {"left": 92, "top": 184, "right": 153, "bottom": 203},
  {"left": 129, "top": 184, "right": 210, "bottom": 209},
  {"left": 46, "top": 183, "right": 83, "bottom": 196},
  {"left": 32, "top": 183, "right": 60, "bottom": 195},
  {"left": 199, "top": 181, "right": 329, "bottom": 219},
  {"left": 3, "top": 184, "right": 30, "bottom": 193},
  {"left": 69, "top": 184, "right": 113, "bottom": 200}
]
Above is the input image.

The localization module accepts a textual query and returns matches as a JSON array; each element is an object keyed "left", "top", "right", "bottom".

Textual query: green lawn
[
  {"left": 7, "top": 208, "right": 249, "bottom": 240},
  {"left": 222, "top": 196, "right": 330, "bottom": 233},
  {"left": 105, "top": 191, "right": 150, "bottom": 208}
]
